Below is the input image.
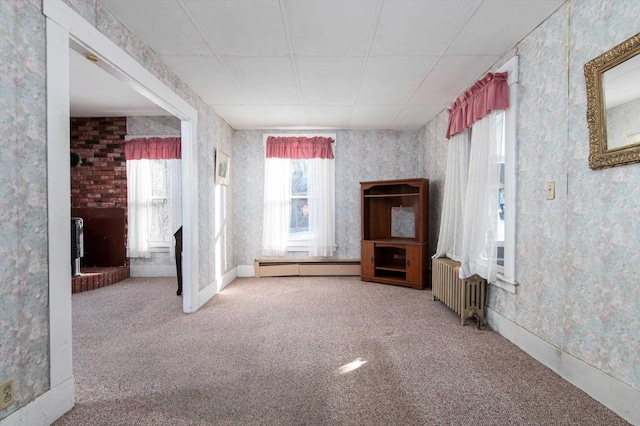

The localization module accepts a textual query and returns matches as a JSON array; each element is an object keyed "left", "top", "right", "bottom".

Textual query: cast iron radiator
[{"left": 432, "top": 257, "right": 486, "bottom": 327}]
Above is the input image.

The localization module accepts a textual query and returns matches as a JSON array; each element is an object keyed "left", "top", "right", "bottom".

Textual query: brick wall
[
  {"left": 70, "top": 117, "right": 127, "bottom": 209},
  {"left": 70, "top": 117, "right": 128, "bottom": 266}
]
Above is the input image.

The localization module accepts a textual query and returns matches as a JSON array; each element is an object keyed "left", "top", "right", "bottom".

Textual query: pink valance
[
  {"left": 266, "top": 136, "right": 334, "bottom": 159},
  {"left": 446, "top": 72, "right": 509, "bottom": 139},
  {"left": 124, "top": 137, "right": 181, "bottom": 160}
]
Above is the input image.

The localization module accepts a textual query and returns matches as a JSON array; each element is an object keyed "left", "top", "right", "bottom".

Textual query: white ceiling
[{"left": 71, "top": 0, "right": 566, "bottom": 130}]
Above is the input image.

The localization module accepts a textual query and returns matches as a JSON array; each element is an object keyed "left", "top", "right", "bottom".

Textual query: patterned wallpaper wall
[
  {"left": 0, "top": 1, "right": 49, "bottom": 416},
  {"left": 422, "top": 0, "right": 640, "bottom": 392},
  {"left": 232, "top": 130, "right": 420, "bottom": 265}
]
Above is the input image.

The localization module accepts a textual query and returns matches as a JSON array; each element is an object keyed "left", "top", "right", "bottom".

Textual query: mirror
[
  {"left": 391, "top": 206, "right": 415, "bottom": 239},
  {"left": 585, "top": 31, "right": 640, "bottom": 169}
]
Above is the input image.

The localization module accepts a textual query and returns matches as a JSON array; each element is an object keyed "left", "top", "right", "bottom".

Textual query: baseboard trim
[
  {"left": 237, "top": 264, "right": 255, "bottom": 277},
  {"left": 486, "top": 307, "right": 640, "bottom": 425},
  {"left": 1, "top": 376, "right": 74, "bottom": 426},
  {"left": 195, "top": 267, "right": 237, "bottom": 310}
]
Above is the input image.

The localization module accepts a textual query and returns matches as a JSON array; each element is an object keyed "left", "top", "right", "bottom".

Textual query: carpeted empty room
[{"left": 54, "top": 277, "right": 628, "bottom": 425}]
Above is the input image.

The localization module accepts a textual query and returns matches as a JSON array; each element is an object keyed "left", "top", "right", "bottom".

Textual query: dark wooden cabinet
[{"left": 360, "top": 178, "right": 429, "bottom": 289}]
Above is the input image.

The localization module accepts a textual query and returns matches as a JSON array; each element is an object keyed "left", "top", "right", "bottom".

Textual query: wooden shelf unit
[{"left": 360, "top": 178, "right": 429, "bottom": 289}]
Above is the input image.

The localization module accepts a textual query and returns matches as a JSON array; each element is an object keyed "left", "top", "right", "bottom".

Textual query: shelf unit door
[
  {"left": 361, "top": 241, "right": 375, "bottom": 278},
  {"left": 405, "top": 245, "right": 423, "bottom": 284}
]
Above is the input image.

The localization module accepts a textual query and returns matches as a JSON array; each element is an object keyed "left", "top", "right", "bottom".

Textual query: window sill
[{"left": 491, "top": 274, "right": 518, "bottom": 294}]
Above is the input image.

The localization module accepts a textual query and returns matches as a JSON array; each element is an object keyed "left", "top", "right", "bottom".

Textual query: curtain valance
[
  {"left": 125, "top": 137, "right": 181, "bottom": 160},
  {"left": 266, "top": 136, "right": 334, "bottom": 159},
  {"left": 446, "top": 72, "right": 509, "bottom": 139}
]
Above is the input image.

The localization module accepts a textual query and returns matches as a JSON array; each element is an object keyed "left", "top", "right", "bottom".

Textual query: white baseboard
[
  {"left": 237, "top": 264, "right": 256, "bottom": 277},
  {"left": 130, "top": 265, "right": 176, "bottom": 277},
  {"left": 1, "top": 376, "right": 74, "bottom": 426},
  {"left": 486, "top": 307, "right": 640, "bottom": 425},
  {"left": 195, "top": 267, "right": 238, "bottom": 310}
]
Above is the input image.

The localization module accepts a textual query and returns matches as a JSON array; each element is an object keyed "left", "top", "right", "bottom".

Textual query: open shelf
[{"left": 361, "top": 178, "right": 429, "bottom": 289}]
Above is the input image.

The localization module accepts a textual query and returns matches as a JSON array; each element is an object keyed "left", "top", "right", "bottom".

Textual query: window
[
  {"left": 289, "top": 159, "right": 309, "bottom": 241},
  {"left": 434, "top": 56, "right": 518, "bottom": 293},
  {"left": 125, "top": 137, "right": 181, "bottom": 258},
  {"left": 262, "top": 134, "right": 336, "bottom": 257}
]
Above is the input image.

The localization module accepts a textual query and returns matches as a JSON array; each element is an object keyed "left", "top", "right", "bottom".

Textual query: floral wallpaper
[
  {"left": 0, "top": 0, "right": 50, "bottom": 417},
  {"left": 232, "top": 130, "right": 420, "bottom": 265},
  {"left": 422, "top": 0, "right": 640, "bottom": 392}
]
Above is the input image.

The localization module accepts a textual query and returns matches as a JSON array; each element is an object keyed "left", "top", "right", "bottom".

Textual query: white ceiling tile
[
  {"left": 211, "top": 105, "right": 259, "bottom": 130},
  {"left": 350, "top": 106, "right": 401, "bottom": 129},
  {"left": 357, "top": 56, "right": 438, "bottom": 105},
  {"left": 283, "top": 1, "right": 379, "bottom": 55},
  {"left": 222, "top": 57, "right": 300, "bottom": 105},
  {"left": 370, "top": 1, "right": 477, "bottom": 56},
  {"left": 162, "top": 55, "right": 248, "bottom": 106},
  {"left": 251, "top": 105, "right": 306, "bottom": 128},
  {"left": 390, "top": 105, "right": 445, "bottom": 130},
  {"left": 296, "top": 57, "right": 364, "bottom": 105},
  {"left": 304, "top": 106, "right": 352, "bottom": 128},
  {"left": 409, "top": 55, "right": 500, "bottom": 105},
  {"left": 183, "top": 0, "right": 290, "bottom": 56},
  {"left": 448, "top": 0, "right": 565, "bottom": 55},
  {"left": 100, "top": 0, "right": 210, "bottom": 55}
]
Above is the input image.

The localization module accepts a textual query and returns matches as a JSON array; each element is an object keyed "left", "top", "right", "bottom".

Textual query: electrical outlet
[
  {"left": 1, "top": 378, "right": 15, "bottom": 410},
  {"left": 546, "top": 181, "right": 555, "bottom": 200}
]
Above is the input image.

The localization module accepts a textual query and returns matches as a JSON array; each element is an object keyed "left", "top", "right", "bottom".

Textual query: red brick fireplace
[{"left": 70, "top": 117, "right": 129, "bottom": 292}]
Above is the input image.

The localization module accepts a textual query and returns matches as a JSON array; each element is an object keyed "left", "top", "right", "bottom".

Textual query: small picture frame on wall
[{"left": 215, "top": 149, "right": 230, "bottom": 186}]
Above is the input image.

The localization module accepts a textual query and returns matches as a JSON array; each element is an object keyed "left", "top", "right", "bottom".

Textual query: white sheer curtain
[
  {"left": 433, "top": 129, "right": 470, "bottom": 262},
  {"left": 127, "top": 158, "right": 181, "bottom": 258},
  {"left": 262, "top": 158, "right": 291, "bottom": 257},
  {"left": 127, "top": 159, "right": 152, "bottom": 258},
  {"left": 307, "top": 158, "right": 336, "bottom": 257},
  {"left": 459, "top": 113, "right": 501, "bottom": 282}
]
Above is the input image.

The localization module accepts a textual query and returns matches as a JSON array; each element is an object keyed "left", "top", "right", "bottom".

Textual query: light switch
[{"left": 546, "top": 181, "right": 555, "bottom": 200}]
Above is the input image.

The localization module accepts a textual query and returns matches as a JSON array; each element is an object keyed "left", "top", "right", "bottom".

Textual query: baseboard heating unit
[
  {"left": 254, "top": 259, "right": 360, "bottom": 277},
  {"left": 432, "top": 257, "right": 486, "bottom": 327}
]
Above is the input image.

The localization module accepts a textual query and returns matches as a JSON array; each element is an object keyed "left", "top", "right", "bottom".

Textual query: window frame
[
  {"left": 494, "top": 56, "right": 519, "bottom": 293},
  {"left": 262, "top": 133, "right": 336, "bottom": 252}
]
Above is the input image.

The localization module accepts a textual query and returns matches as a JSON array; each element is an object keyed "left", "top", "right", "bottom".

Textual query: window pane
[
  {"left": 149, "top": 198, "right": 170, "bottom": 242},
  {"left": 289, "top": 197, "right": 309, "bottom": 236},
  {"left": 291, "top": 160, "right": 307, "bottom": 196},
  {"left": 150, "top": 161, "right": 168, "bottom": 198}
]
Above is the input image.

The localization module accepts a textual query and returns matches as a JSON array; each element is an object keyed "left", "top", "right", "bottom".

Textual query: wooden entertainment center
[{"left": 360, "top": 178, "right": 429, "bottom": 289}]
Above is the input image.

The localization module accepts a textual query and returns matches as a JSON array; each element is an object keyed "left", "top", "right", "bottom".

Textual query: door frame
[{"left": 42, "top": 0, "right": 200, "bottom": 420}]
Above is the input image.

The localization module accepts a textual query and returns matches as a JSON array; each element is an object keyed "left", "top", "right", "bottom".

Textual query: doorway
[{"left": 44, "top": 0, "right": 200, "bottom": 417}]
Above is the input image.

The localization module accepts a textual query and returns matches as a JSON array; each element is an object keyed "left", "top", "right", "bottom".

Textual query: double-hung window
[
  {"left": 434, "top": 56, "right": 518, "bottom": 292},
  {"left": 262, "top": 134, "right": 336, "bottom": 257},
  {"left": 125, "top": 137, "right": 182, "bottom": 258}
]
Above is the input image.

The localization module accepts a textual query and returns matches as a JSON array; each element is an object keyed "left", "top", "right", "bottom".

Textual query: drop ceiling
[{"left": 72, "top": 0, "right": 566, "bottom": 130}]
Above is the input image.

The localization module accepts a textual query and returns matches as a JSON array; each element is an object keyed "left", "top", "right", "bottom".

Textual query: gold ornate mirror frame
[{"left": 584, "top": 31, "right": 640, "bottom": 170}]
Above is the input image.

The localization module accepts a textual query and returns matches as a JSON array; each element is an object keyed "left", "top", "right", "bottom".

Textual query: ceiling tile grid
[{"left": 85, "top": 0, "right": 567, "bottom": 130}]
